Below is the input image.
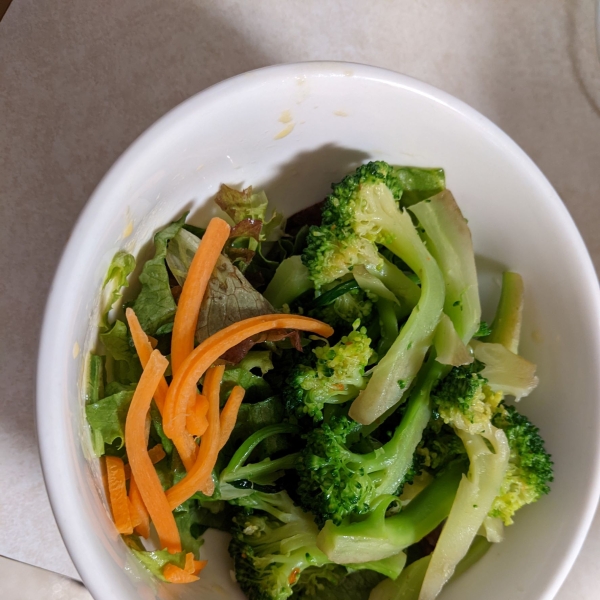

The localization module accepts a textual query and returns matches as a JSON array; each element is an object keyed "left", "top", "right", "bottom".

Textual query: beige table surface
[{"left": 1, "top": 0, "right": 599, "bottom": 597}]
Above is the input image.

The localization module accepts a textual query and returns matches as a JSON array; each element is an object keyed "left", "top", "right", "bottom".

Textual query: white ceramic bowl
[{"left": 37, "top": 62, "right": 600, "bottom": 600}]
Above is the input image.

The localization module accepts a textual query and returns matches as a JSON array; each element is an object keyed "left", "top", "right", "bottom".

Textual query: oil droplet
[
  {"left": 73, "top": 342, "right": 80, "bottom": 358},
  {"left": 122, "top": 220, "right": 133, "bottom": 238},
  {"left": 274, "top": 122, "right": 295, "bottom": 140},
  {"left": 279, "top": 110, "right": 293, "bottom": 124},
  {"left": 334, "top": 110, "right": 348, "bottom": 117},
  {"left": 531, "top": 329, "right": 543, "bottom": 343}
]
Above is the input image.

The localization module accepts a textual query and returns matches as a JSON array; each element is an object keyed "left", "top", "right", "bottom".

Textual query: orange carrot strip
[
  {"left": 171, "top": 217, "right": 231, "bottom": 377},
  {"left": 129, "top": 475, "right": 150, "bottom": 539},
  {"left": 186, "top": 394, "right": 209, "bottom": 437},
  {"left": 124, "top": 444, "right": 166, "bottom": 480},
  {"left": 126, "top": 308, "right": 170, "bottom": 414},
  {"left": 219, "top": 385, "right": 246, "bottom": 450},
  {"left": 166, "top": 365, "right": 223, "bottom": 509},
  {"left": 106, "top": 456, "right": 133, "bottom": 535},
  {"left": 163, "top": 315, "right": 333, "bottom": 454},
  {"left": 184, "top": 552, "right": 195, "bottom": 574},
  {"left": 128, "top": 498, "right": 142, "bottom": 528},
  {"left": 148, "top": 336, "right": 158, "bottom": 349},
  {"left": 147, "top": 443, "right": 166, "bottom": 464},
  {"left": 163, "top": 564, "right": 199, "bottom": 584},
  {"left": 125, "top": 350, "right": 181, "bottom": 553}
]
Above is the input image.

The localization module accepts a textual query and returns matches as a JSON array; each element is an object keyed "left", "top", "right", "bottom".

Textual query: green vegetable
[
  {"left": 132, "top": 214, "right": 186, "bottom": 335},
  {"left": 86, "top": 354, "right": 105, "bottom": 404},
  {"left": 85, "top": 391, "right": 133, "bottom": 456},
  {"left": 284, "top": 324, "right": 375, "bottom": 421},
  {"left": 483, "top": 271, "right": 524, "bottom": 353},
  {"left": 316, "top": 461, "right": 465, "bottom": 564},
  {"left": 302, "top": 162, "right": 446, "bottom": 424},
  {"left": 99, "top": 251, "right": 135, "bottom": 331},
  {"left": 490, "top": 403, "right": 553, "bottom": 525},
  {"left": 264, "top": 255, "right": 314, "bottom": 308},
  {"left": 99, "top": 319, "right": 141, "bottom": 385}
]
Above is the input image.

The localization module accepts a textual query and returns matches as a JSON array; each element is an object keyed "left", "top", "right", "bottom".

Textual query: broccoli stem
[
  {"left": 364, "top": 256, "right": 421, "bottom": 314},
  {"left": 263, "top": 255, "right": 314, "bottom": 308},
  {"left": 409, "top": 190, "right": 481, "bottom": 343},
  {"left": 369, "top": 535, "right": 491, "bottom": 600},
  {"left": 317, "top": 461, "right": 465, "bottom": 564},
  {"left": 221, "top": 453, "right": 301, "bottom": 484},
  {"left": 220, "top": 424, "right": 298, "bottom": 482},
  {"left": 350, "top": 206, "right": 445, "bottom": 425},
  {"left": 483, "top": 271, "right": 524, "bottom": 354},
  {"left": 377, "top": 298, "right": 399, "bottom": 356}
]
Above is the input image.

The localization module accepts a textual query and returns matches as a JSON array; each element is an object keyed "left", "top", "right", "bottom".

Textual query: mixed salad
[{"left": 86, "top": 161, "right": 553, "bottom": 599}]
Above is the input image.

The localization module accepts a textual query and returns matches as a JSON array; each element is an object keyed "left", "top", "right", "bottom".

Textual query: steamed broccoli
[
  {"left": 302, "top": 161, "right": 446, "bottom": 425},
  {"left": 229, "top": 491, "right": 405, "bottom": 600},
  {"left": 490, "top": 403, "right": 553, "bottom": 525},
  {"left": 284, "top": 324, "right": 375, "bottom": 421},
  {"left": 229, "top": 492, "right": 330, "bottom": 600},
  {"left": 297, "top": 400, "right": 435, "bottom": 526},
  {"left": 315, "top": 460, "right": 465, "bottom": 564},
  {"left": 430, "top": 361, "right": 503, "bottom": 435}
]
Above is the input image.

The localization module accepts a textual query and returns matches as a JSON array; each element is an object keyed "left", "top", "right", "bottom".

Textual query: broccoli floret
[
  {"left": 489, "top": 403, "right": 553, "bottom": 525},
  {"left": 229, "top": 491, "right": 330, "bottom": 600},
  {"left": 284, "top": 324, "right": 375, "bottom": 421},
  {"left": 308, "top": 288, "right": 374, "bottom": 331},
  {"left": 431, "top": 361, "right": 503, "bottom": 435},
  {"left": 416, "top": 417, "right": 468, "bottom": 476},
  {"left": 297, "top": 393, "right": 434, "bottom": 526},
  {"left": 229, "top": 491, "right": 403, "bottom": 600},
  {"left": 302, "top": 161, "right": 446, "bottom": 425},
  {"left": 316, "top": 461, "right": 465, "bottom": 564}
]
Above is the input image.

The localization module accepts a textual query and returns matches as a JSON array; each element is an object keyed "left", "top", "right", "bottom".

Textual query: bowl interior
[{"left": 37, "top": 62, "right": 600, "bottom": 600}]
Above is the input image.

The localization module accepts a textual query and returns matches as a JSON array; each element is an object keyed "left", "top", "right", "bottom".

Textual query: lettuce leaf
[
  {"left": 132, "top": 214, "right": 187, "bottom": 335},
  {"left": 85, "top": 391, "right": 133, "bottom": 456},
  {"left": 129, "top": 547, "right": 187, "bottom": 581},
  {"left": 99, "top": 319, "right": 142, "bottom": 385},
  {"left": 100, "top": 251, "right": 136, "bottom": 331},
  {"left": 85, "top": 354, "right": 105, "bottom": 404}
]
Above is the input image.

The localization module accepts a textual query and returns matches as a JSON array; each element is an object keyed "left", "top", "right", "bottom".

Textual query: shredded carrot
[
  {"left": 124, "top": 444, "right": 166, "bottom": 480},
  {"left": 125, "top": 350, "right": 181, "bottom": 553},
  {"left": 129, "top": 475, "right": 150, "bottom": 538},
  {"left": 163, "top": 315, "right": 333, "bottom": 460},
  {"left": 148, "top": 336, "right": 158, "bottom": 349},
  {"left": 186, "top": 394, "right": 209, "bottom": 437},
  {"left": 105, "top": 455, "right": 133, "bottom": 535},
  {"left": 126, "top": 308, "right": 170, "bottom": 414},
  {"left": 148, "top": 443, "right": 166, "bottom": 464},
  {"left": 163, "top": 564, "right": 199, "bottom": 584},
  {"left": 219, "top": 385, "right": 246, "bottom": 450},
  {"left": 171, "top": 217, "right": 231, "bottom": 377},
  {"left": 184, "top": 552, "right": 195, "bottom": 573},
  {"left": 166, "top": 365, "right": 223, "bottom": 509}
]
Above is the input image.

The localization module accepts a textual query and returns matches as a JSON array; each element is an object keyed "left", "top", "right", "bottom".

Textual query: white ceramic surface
[{"left": 37, "top": 62, "right": 600, "bottom": 600}]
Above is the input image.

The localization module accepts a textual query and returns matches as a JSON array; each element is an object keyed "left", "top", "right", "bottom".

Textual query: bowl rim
[{"left": 37, "top": 60, "right": 600, "bottom": 600}]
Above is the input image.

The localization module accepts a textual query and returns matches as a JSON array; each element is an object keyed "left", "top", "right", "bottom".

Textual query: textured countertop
[{"left": 1, "top": 0, "right": 599, "bottom": 597}]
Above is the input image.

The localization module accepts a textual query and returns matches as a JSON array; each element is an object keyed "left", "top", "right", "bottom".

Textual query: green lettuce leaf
[
  {"left": 99, "top": 319, "right": 142, "bottom": 385},
  {"left": 100, "top": 251, "right": 136, "bottom": 331},
  {"left": 150, "top": 402, "right": 174, "bottom": 455},
  {"left": 129, "top": 547, "right": 187, "bottom": 581},
  {"left": 222, "top": 367, "right": 273, "bottom": 403},
  {"left": 132, "top": 214, "right": 187, "bottom": 335},
  {"left": 85, "top": 391, "right": 133, "bottom": 456},
  {"left": 85, "top": 354, "right": 105, "bottom": 404}
]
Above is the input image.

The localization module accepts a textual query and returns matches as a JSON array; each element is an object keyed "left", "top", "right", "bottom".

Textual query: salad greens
[{"left": 87, "top": 161, "right": 553, "bottom": 599}]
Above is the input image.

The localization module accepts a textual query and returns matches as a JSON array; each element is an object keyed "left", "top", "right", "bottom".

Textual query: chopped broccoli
[
  {"left": 308, "top": 287, "right": 374, "bottom": 331},
  {"left": 430, "top": 361, "right": 502, "bottom": 435},
  {"left": 302, "top": 161, "right": 445, "bottom": 425},
  {"left": 316, "top": 460, "right": 465, "bottom": 564},
  {"left": 297, "top": 388, "right": 438, "bottom": 527},
  {"left": 490, "top": 403, "right": 553, "bottom": 525},
  {"left": 284, "top": 324, "right": 375, "bottom": 421},
  {"left": 229, "top": 491, "right": 330, "bottom": 600},
  {"left": 229, "top": 491, "right": 404, "bottom": 600}
]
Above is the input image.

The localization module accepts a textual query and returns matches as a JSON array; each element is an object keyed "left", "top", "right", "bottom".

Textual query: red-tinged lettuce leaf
[
  {"left": 229, "top": 218, "right": 262, "bottom": 240},
  {"left": 221, "top": 329, "right": 302, "bottom": 364},
  {"left": 215, "top": 184, "right": 269, "bottom": 223}
]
